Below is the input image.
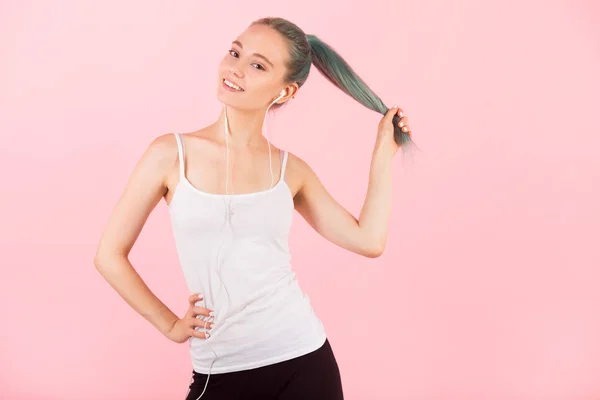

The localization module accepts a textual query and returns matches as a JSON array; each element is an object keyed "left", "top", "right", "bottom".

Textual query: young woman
[{"left": 94, "top": 17, "right": 411, "bottom": 400}]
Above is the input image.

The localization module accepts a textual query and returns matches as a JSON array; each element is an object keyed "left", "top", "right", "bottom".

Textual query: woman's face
[{"left": 216, "top": 24, "right": 295, "bottom": 111}]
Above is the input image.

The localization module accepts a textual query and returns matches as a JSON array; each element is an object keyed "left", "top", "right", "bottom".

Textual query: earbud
[{"left": 270, "top": 89, "right": 286, "bottom": 106}]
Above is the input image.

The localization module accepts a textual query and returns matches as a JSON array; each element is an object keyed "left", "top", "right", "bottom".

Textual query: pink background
[{"left": 1, "top": 1, "right": 599, "bottom": 399}]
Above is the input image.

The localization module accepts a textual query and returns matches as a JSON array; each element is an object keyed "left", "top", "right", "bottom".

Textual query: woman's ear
[{"left": 282, "top": 83, "right": 299, "bottom": 102}]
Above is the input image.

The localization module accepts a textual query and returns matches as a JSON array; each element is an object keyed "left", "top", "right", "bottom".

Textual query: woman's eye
[{"left": 228, "top": 50, "right": 264, "bottom": 71}]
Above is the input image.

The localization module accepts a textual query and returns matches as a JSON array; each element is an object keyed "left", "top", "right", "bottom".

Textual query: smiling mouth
[{"left": 223, "top": 78, "right": 244, "bottom": 91}]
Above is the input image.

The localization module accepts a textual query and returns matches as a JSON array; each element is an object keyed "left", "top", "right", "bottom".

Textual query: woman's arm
[
  {"left": 93, "top": 133, "right": 180, "bottom": 336},
  {"left": 293, "top": 144, "right": 393, "bottom": 258},
  {"left": 293, "top": 108, "right": 406, "bottom": 258}
]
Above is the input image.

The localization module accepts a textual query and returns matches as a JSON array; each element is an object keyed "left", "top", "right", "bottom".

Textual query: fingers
[
  {"left": 188, "top": 293, "right": 214, "bottom": 316},
  {"left": 183, "top": 293, "right": 216, "bottom": 340},
  {"left": 190, "top": 328, "right": 211, "bottom": 339},
  {"left": 386, "top": 106, "right": 409, "bottom": 130},
  {"left": 193, "top": 306, "right": 214, "bottom": 318},
  {"left": 190, "top": 315, "right": 215, "bottom": 339},
  {"left": 188, "top": 293, "right": 203, "bottom": 304},
  {"left": 384, "top": 106, "right": 399, "bottom": 122},
  {"left": 398, "top": 116, "right": 410, "bottom": 131},
  {"left": 192, "top": 316, "right": 215, "bottom": 330},
  {"left": 390, "top": 106, "right": 411, "bottom": 134}
]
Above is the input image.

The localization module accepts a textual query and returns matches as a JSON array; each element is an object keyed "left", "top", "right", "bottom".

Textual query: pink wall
[{"left": 1, "top": 1, "right": 599, "bottom": 399}]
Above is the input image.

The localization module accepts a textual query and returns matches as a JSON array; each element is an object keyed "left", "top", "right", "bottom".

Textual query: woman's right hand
[{"left": 165, "top": 293, "right": 215, "bottom": 343}]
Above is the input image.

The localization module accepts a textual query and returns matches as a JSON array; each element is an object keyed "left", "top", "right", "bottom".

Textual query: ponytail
[
  {"left": 307, "top": 34, "right": 413, "bottom": 149},
  {"left": 251, "top": 18, "right": 413, "bottom": 150}
]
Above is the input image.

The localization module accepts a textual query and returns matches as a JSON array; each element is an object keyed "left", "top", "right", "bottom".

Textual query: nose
[{"left": 229, "top": 66, "right": 243, "bottom": 78}]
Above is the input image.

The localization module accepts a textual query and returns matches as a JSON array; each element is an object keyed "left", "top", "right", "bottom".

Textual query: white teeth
[{"left": 224, "top": 79, "right": 243, "bottom": 91}]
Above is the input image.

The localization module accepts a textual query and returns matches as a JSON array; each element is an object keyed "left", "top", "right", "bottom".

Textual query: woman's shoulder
[
  {"left": 280, "top": 150, "right": 325, "bottom": 199},
  {"left": 146, "top": 125, "right": 214, "bottom": 155},
  {"left": 144, "top": 132, "right": 179, "bottom": 159},
  {"left": 283, "top": 150, "right": 317, "bottom": 186},
  {"left": 285, "top": 150, "right": 309, "bottom": 173},
  {"left": 142, "top": 129, "right": 208, "bottom": 169}
]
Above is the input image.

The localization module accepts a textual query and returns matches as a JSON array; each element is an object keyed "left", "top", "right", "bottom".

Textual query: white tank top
[{"left": 169, "top": 133, "right": 327, "bottom": 375}]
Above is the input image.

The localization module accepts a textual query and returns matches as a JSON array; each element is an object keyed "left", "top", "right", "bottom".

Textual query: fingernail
[
  {"left": 210, "top": 323, "right": 215, "bottom": 329},
  {"left": 209, "top": 311, "right": 215, "bottom": 317}
]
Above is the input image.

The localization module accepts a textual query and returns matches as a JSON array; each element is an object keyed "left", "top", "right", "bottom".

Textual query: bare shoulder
[
  {"left": 144, "top": 132, "right": 186, "bottom": 195},
  {"left": 144, "top": 132, "right": 179, "bottom": 164},
  {"left": 142, "top": 130, "right": 216, "bottom": 173},
  {"left": 286, "top": 151, "right": 309, "bottom": 175},
  {"left": 284, "top": 151, "right": 319, "bottom": 199},
  {"left": 286, "top": 151, "right": 318, "bottom": 179},
  {"left": 141, "top": 132, "right": 178, "bottom": 172}
]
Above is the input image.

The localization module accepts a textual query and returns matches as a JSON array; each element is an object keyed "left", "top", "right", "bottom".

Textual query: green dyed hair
[{"left": 251, "top": 17, "right": 413, "bottom": 148}]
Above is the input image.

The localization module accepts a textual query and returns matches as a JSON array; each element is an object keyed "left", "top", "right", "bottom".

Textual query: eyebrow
[{"left": 232, "top": 40, "right": 274, "bottom": 68}]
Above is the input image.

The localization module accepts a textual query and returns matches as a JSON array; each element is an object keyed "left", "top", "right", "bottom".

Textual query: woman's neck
[{"left": 216, "top": 105, "right": 270, "bottom": 149}]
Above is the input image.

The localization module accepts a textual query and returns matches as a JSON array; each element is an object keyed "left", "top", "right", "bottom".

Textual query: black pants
[{"left": 185, "top": 338, "right": 344, "bottom": 400}]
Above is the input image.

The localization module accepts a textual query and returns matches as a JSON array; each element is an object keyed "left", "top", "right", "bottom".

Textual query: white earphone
[
  {"left": 196, "top": 87, "right": 287, "bottom": 400},
  {"left": 272, "top": 89, "right": 286, "bottom": 104}
]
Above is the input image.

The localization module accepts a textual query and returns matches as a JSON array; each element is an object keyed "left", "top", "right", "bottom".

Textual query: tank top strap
[
  {"left": 280, "top": 150, "right": 289, "bottom": 178},
  {"left": 173, "top": 133, "right": 185, "bottom": 179}
]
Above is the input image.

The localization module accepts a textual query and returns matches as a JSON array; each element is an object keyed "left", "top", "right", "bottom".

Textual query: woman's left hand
[{"left": 375, "top": 106, "right": 410, "bottom": 157}]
